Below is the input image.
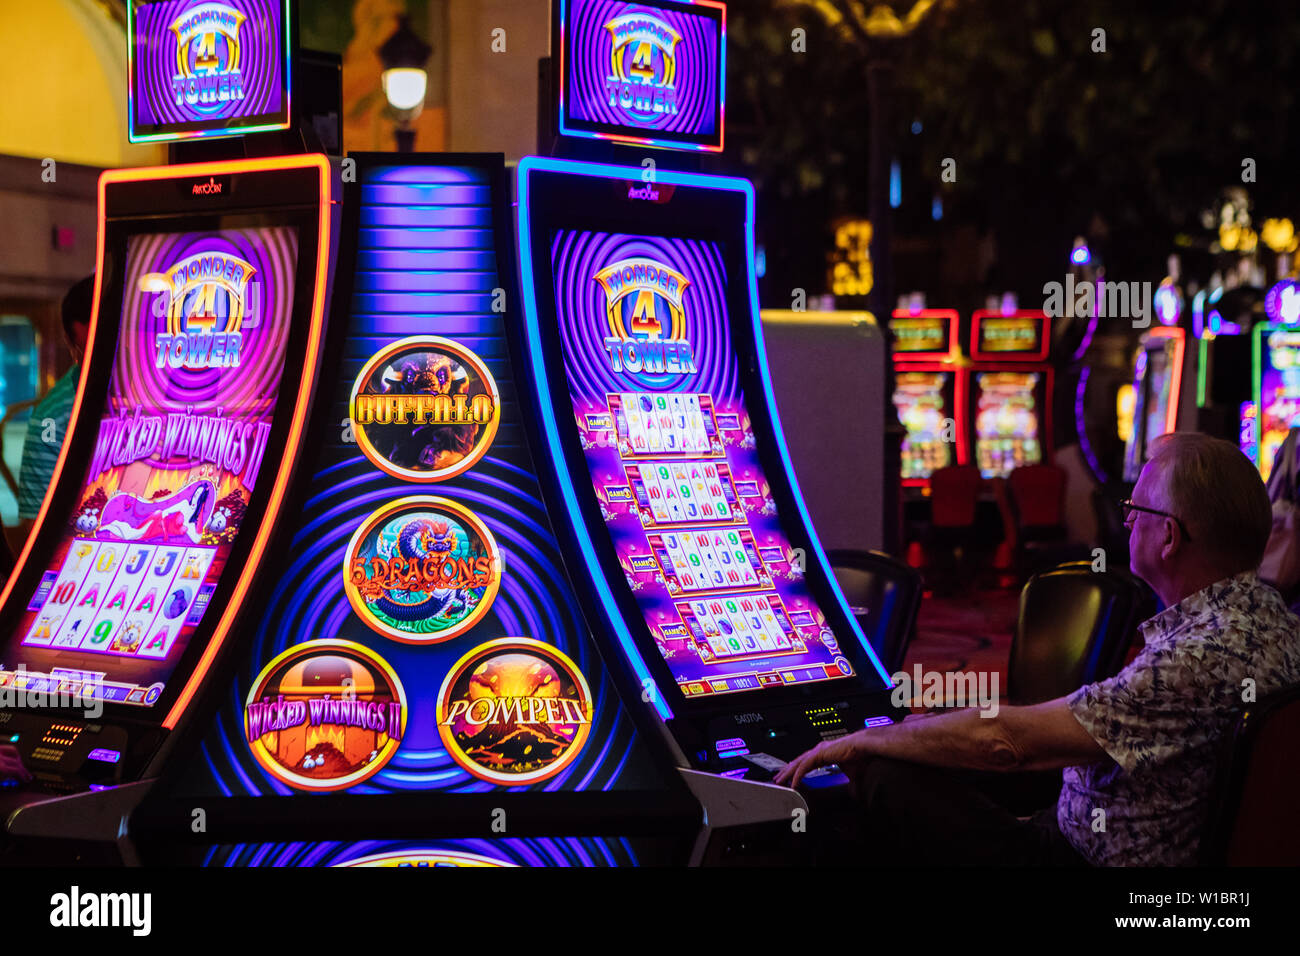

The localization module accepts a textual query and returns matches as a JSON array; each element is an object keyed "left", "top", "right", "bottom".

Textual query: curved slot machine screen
[
  {"left": 973, "top": 371, "right": 1043, "bottom": 478},
  {"left": 520, "top": 164, "right": 891, "bottom": 707},
  {"left": 1, "top": 224, "right": 299, "bottom": 710}
]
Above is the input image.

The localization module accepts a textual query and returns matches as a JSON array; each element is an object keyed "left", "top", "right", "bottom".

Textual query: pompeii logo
[
  {"left": 344, "top": 496, "right": 502, "bottom": 644},
  {"left": 170, "top": 1, "right": 248, "bottom": 111},
  {"left": 437, "top": 637, "right": 593, "bottom": 785},
  {"left": 244, "top": 639, "right": 407, "bottom": 792},
  {"left": 350, "top": 337, "right": 501, "bottom": 482},
  {"left": 596, "top": 257, "right": 698, "bottom": 377}
]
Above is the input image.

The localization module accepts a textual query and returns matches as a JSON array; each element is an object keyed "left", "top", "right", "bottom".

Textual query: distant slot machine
[
  {"left": 967, "top": 311, "right": 1053, "bottom": 479},
  {"left": 1122, "top": 326, "right": 1186, "bottom": 482},
  {"left": 888, "top": 310, "right": 967, "bottom": 489},
  {"left": 1253, "top": 322, "right": 1300, "bottom": 482}
]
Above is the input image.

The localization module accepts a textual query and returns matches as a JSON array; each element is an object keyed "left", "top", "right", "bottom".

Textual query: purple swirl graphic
[
  {"left": 566, "top": 0, "right": 718, "bottom": 136},
  {"left": 117, "top": 227, "right": 297, "bottom": 412},
  {"left": 133, "top": 0, "right": 285, "bottom": 128},
  {"left": 551, "top": 230, "right": 736, "bottom": 399}
]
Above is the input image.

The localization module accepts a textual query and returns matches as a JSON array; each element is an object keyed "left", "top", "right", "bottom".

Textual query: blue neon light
[{"left": 515, "top": 156, "right": 893, "bottom": 698}]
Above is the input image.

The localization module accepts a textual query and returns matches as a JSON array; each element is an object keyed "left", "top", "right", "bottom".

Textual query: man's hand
[
  {"left": 774, "top": 733, "right": 864, "bottom": 789},
  {"left": 0, "top": 744, "right": 30, "bottom": 784}
]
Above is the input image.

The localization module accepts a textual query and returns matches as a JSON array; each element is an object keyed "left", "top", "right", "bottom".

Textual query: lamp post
[{"left": 379, "top": 15, "right": 432, "bottom": 153}]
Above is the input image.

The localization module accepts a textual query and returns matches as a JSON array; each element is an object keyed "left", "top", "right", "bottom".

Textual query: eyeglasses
[{"left": 1118, "top": 498, "right": 1193, "bottom": 541}]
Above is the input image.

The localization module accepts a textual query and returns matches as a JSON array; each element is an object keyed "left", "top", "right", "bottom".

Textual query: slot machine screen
[
  {"left": 556, "top": 0, "right": 725, "bottom": 152},
  {"left": 1257, "top": 327, "right": 1300, "bottom": 481},
  {"left": 548, "top": 228, "right": 859, "bottom": 698},
  {"left": 1143, "top": 346, "right": 1173, "bottom": 453},
  {"left": 973, "top": 372, "right": 1042, "bottom": 479},
  {"left": 893, "top": 371, "right": 954, "bottom": 480},
  {"left": 0, "top": 224, "right": 299, "bottom": 709},
  {"left": 129, "top": 0, "right": 292, "bottom": 142}
]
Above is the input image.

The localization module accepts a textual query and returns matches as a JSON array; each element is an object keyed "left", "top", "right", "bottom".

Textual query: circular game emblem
[
  {"left": 333, "top": 850, "right": 513, "bottom": 868},
  {"left": 437, "top": 638, "right": 593, "bottom": 786},
  {"left": 244, "top": 639, "right": 407, "bottom": 793},
  {"left": 350, "top": 336, "right": 500, "bottom": 481},
  {"left": 344, "top": 497, "right": 502, "bottom": 644}
]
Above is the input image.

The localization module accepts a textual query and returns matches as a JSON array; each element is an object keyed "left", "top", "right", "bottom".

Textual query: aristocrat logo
[
  {"left": 437, "top": 637, "right": 593, "bottom": 785},
  {"left": 604, "top": 12, "right": 681, "bottom": 117},
  {"left": 333, "top": 850, "right": 513, "bottom": 868},
  {"left": 190, "top": 176, "right": 224, "bottom": 195},
  {"left": 244, "top": 639, "right": 407, "bottom": 792},
  {"left": 344, "top": 497, "right": 502, "bottom": 644},
  {"left": 350, "top": 337, "right": 501, "bottom": 482},
  {"left": 149, "top": 250, "right": 256, "bottom": 371},
  {"left": 170, "top": 2, "right": 248, "bottom": 110},
  {"left": 595, "top": 257, "right": 698, "bottom": 376},
  {"left": 627, "top": 183, "right": 659, "bottom": 201}
]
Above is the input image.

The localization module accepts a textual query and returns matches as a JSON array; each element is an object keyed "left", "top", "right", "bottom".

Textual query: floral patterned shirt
[{"left": 1057, "top": 572, "right": 1300, "bottom": 866}]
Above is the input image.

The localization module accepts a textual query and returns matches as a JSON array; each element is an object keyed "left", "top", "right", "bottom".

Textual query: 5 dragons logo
[
  {"left": 147, "top": 250, "right": 257, "bottom": 371},
  {"left": 596, "top": 257, "right": 698, "bottom": 378},
  {"left": 344, "top": 497, "right": 502, "bottom": 644},
  {"left": 437, "top": 638, "right": 593, "bottom": 785},
  {"left": 350, "top": 337, "right": 501, "bottom": 482},
  {"left": 169, "top": 2, "right": 248, "bottom": 111},
  {"left": 604, "top": 12, "right": 681, "bottom": 118},
  {"left": 244, "top": 639, "right": 407, "bottom": 792}
]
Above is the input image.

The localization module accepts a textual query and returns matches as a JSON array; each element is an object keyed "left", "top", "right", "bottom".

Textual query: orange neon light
[
  {"left": 1148, "top": 326, "right": 1186, "bottom": 436},
  {"left": 0, "top": 155, "right": 334, "bottom": 731}
]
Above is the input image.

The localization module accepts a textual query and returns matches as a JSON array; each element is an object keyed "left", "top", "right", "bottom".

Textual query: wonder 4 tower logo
[
  {"left": 170, "top": 2, "right": 247, "bottom": 110},
  {"left": 596, "top": 257, "right": 698, "bottom": 376},
  {"left": 605, "top": 12, "right": 681, "bottom": 118},
  {"left": 152, "top": 250, "right": 257, "bottom": 370}
]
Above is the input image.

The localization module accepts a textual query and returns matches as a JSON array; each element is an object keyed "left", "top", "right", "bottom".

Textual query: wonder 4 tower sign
[
  {"left": 557, "top": 0, "right": 725, "bottom": 152},
  {"left": 129, "top": 0, "right": 292, "bottom": 141}
]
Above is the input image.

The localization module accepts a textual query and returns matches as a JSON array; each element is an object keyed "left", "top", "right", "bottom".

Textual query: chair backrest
[
  {"left": 829, "top": 548, "right": 923, "bottom": 674},
  {"left": 1007, "top": 463, "right": 1067, "bottom": 530},
  {"left": 929, "top": 465, "right": 982, "bottom": 528},
  {"left": 1052, "top": 559, "right": 1156, "bottom": 675},
  {"left": 1009, "top": 564, "right": 1141, "bottom": 704},
  {"left": 1201, "top": 683, "right": 1300, "bottom": 866}
]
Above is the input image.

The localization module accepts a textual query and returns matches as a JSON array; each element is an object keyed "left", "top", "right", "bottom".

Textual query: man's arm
[{"left": 775, "top": 697, "right": 1107, "bottom": 789}]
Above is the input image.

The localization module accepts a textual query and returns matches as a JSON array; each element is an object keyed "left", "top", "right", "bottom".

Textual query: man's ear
[{"left": 1160, "top": 517, "right": 1182, "bottom": 560}]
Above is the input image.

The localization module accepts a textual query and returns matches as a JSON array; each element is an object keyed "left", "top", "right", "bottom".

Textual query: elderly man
[{"left": 777, "top": 433, "right": 1300, "bottom": 865}]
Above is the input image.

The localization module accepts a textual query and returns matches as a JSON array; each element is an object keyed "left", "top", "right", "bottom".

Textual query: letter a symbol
[
  {"left": 146, "top": 628, "right": 168, "bottom": 652},
  {"left": 79, "top": 587, "right": 99, "bottom": 607},
  {"left": 107, "top": 589, "right": 127, "bottom": 610},
  {"left": 135, "top": 589, "right": 157, "bottom": 613}
]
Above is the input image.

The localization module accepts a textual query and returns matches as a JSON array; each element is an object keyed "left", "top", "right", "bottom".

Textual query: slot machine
[
  {"left": 515, "top": 0, "right": 899, "bottom": 786},
  {"left": 967, "top": 310, "right": 1054, "bottom": 480},
  {"left": 1252, "top": 281, "right": 1300, "bottom": 481},
  {"left": 888, "top": 309, "right": 968, "bottom": 492},
  {"left": 1121, "top": 326, "right": 1186, "bottom": 483}
]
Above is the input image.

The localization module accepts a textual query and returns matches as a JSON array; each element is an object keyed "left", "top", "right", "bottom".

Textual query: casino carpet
[{"left": 898, "top": 586, "right": 1019, "bottom": 706}]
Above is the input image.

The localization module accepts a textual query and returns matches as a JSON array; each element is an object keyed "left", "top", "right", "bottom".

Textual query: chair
[
  {"left": 829, "top": 549, "right": 923, "bottom": 674},
  {"left": 1000, "top": 464, "right": 1078, "bottom": 579},
  {"left": 915, "top": 464, "right": 982, "bottom": 590},
  {"left": 1007, "top": 563, "right": 1146, "bottom": 705},
  {"left": 1200, "top": 683, "right": 1300, "bottom": 865}
]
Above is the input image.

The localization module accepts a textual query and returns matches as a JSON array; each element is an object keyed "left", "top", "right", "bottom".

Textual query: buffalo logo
[
  {"left": 148, "top": 251, "right": 256, "bottom": 371},
  {"left": 350, "top": 337, "right": 500, "bottom": 482},
  {"left": 595, "top": 257, "right": 697, "bottom": 377},
  {"left": 244, "top": 639, "right": 407, "bottom": 792},
  {"left": 604, "top": 13, "right": 680, "bottom": 118},
  {"left": 437, "top": 638, "right": 593, "bottom": 785},
  {"left": 344, "top": 497, "right": 502, "bottom": 644},
  {"left": 170, "top": 2, "right": 247, "bottom": 110}
]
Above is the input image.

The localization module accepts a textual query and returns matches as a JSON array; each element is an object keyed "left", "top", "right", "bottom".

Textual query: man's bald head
[{"left": 1146, "top": 432, "right": 1273, "bottom": 575}]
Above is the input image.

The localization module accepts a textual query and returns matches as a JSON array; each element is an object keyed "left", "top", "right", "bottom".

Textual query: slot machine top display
[
  {"left": 128, "top": 0, "right": 293, "bottom": 143},
  {"left": 555, "top": 0, "right": 726, "bottom": 153},
  {"left": 889, "top": 309, "right": 959, "bottom": 363}
]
